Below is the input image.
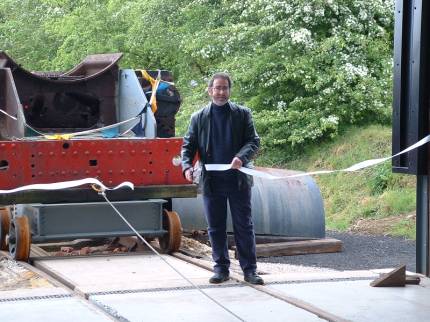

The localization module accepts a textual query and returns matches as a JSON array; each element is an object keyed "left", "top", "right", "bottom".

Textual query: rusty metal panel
[
  {"left": 0, "top": 52, "right": 122, "bottom": 135},
  {"left": 0, "top": 138, "right": 187, "bottom": 189},
  {"left": 0, "top": 69, "right": 25, "bottom": 139},
  {"left": 61, "top": 53, "right": 123, "bottom": 79},
  {"left": 0, "top": 52, "right": 122, "bottom": 81}
]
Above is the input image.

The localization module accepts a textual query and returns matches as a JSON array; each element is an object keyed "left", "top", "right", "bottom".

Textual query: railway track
[{"left": 0, "top": 245, "right": 349, "bottom": 322}]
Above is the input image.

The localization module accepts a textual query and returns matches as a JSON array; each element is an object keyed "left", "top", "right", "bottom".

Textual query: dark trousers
[{"left": 203, "top": 187, "right": 257, "bottom": 275}]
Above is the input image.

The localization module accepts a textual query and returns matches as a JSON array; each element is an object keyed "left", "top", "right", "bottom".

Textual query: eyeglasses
[{"left": 211, "top": 86, "right": 230, "bottom": 92}]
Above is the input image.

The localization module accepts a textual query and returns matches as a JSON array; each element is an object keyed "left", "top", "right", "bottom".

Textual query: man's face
[{"left": 208, "top": 78, "right": 230, "bottom": 106}]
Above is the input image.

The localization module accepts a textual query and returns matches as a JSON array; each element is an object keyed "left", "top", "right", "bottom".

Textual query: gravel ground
[{"left": 258, "top": 231, "right": 417, "bottom": 272}]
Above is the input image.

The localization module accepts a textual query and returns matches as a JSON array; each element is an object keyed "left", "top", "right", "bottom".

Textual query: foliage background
[
  {"left": 2, "top": 0, "right": 413, "bottom": 237},
  {"left": 0, "top": 0, "right": 394, "bottom": 153}
]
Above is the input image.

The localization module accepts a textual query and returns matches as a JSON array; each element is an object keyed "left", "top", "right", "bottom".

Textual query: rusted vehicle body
[{"left": 0, "top": 52, "right": 193, "bottom": 260}]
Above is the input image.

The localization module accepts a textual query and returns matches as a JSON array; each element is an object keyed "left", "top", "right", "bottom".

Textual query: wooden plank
[
  {"left": 370, "top": 265, "right": 406, "bottom": 287},
  {"left": 405, "top": 275, "right": 421, "bottom": 285},
  {"left": 369, "top": 265, "right": 421, "bottom": 287},
  {"left": 184, "top": 233, "right": 318, "bottom": 248},
  {"left": 254, "top": 236, "right": 320, "bottom": 244},
  {"left": 232, "top": 238, "right": 343, "bottom": 258},
  {"left": 30, "top": 244, "right": 51, "bottom": 258},
  {"left": 0, "top": 184, "right": 197, "bottom": 205}
]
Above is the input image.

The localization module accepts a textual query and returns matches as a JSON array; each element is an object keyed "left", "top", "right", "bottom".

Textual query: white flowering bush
[
  {"left": 172, "top": 0, "right": 394, "bottom": 154},
  {"left": 218, "top": 0, "right": 393, "bottom": 153},
  {"left": 0, "top": 0, "right": 394, "bottom": 157}
]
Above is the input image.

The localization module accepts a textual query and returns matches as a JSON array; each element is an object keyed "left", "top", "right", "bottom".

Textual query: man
[{"left": 181, "top": 72, "right": 263, "bottom": 285}]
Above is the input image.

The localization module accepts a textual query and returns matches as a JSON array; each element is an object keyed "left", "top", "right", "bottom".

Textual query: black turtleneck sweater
[{"left": 209, "top": 103, "right": 237, "bottom": 187}]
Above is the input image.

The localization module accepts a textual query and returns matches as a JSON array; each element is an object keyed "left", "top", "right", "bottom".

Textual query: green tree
[{"left": 0, "top": 0, "right": 394, "bottom": 158}]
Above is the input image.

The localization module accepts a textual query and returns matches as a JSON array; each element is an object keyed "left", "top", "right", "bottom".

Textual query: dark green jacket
[{"left": 181, "top": 101, "right": 260, "bottom": 194}]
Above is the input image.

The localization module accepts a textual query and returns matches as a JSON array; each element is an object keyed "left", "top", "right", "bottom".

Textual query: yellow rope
[
  {"left": 140, "top": 69, "right": 160, "bottom": 113},
  {"left": 44, "top": 134, "right": 73, "bottom": 140}
]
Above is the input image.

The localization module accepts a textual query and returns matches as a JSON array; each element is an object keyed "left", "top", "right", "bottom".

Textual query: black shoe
[
  {"left": 209, "top": 272, "right": 230, "bottom": 284},
  {"left": 244, "top": 273, "right": 264, "bottom": 285}
]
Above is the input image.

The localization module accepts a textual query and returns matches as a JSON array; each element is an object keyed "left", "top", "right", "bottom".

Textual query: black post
[
  {"left": 416, "top": 175, "right": 429, "bottom": 275},
  {"left": 392, "top": 0, "right": 430, "bottom": 276}
]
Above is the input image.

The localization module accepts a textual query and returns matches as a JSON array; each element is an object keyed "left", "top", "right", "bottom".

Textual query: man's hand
[
  {"left": 230, "top": 157, "right": 243, "bottom": 169},
  {"left": 185, "top": 168, "right": 194, "bottom": 182}
]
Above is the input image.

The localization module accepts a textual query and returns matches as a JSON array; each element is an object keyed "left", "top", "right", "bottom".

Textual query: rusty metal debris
[{"left": 48, "top": 237, "right": 147, "bottom": 257}]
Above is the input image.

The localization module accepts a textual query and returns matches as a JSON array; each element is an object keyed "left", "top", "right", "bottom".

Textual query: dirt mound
[{"left": 348, "top": 212, "right": 415, "bottom": 237}]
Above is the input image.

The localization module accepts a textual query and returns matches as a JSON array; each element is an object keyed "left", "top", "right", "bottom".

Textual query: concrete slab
[
  {"left": 35, "top": 254, "right": 236, "bottom": 294},
  {"left": 0, "top": 297, "right": 115, "bottom": 322},
  {"left": 269, "top": 278, "right": 430, "bottom": 322},
  {"left": 91, "top": 286, "right": 325, "bottom": 322}
]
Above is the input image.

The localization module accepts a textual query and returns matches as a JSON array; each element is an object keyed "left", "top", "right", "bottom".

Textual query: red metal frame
[{"left": 0, "top": 138, "right": 188, "bottom": 189}]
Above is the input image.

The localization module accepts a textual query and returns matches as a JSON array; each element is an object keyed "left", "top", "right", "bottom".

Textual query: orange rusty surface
[{"left": 0, "top": 138, "right": 187, "bottom": 189}]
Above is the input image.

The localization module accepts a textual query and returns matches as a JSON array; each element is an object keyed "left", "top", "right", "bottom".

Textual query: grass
[
  {"left": 390, "top": 218, "right": 416, "bottom": 240},
  {"left": 256, "top": 124, "right": 417, "bottom": 239}
]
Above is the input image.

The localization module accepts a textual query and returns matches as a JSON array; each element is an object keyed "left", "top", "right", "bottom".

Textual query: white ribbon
[
  {"left": 205, "top": 134, "right": 430, "bottom": 180},
  {"left": 0, "top": 178, "right": 134, "bottom": 194},
  {"left": 50, "top": 115, "right": 141, "bottom": 138},
  {"left": 0, "top": 109, "right": 17, "bottom": 121}
]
